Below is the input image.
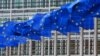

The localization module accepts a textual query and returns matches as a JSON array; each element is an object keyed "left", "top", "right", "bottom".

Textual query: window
[{"left": 12, "top": 0, "right": 23, "bottom": 8}]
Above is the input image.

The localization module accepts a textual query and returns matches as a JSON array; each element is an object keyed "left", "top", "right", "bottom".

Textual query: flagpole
[
  {"left": 75, "top": 33, "right": 78, "bottom": 54},
  {"left": 1, "top": 48, "right": 2, "bottom": 56},
  {"left": 3, "top": 0, "right": 8, "bottom": 55},
  {"left": 48, "top": 0, "right": 50, "bottom": 56},
  {"left": 94, "top": 17, "right": 97, "bottom": 56},
  {"left": 9, "top": 0, "right": 12, "bottom": 55},
  {"left": 54, "top": 31, "right": 57, "bottom": 56},
  {"left": 28, "top": 1, "right": 32, "bottom": 55},
  {"left": 41, "top": 36, "right": 44, "bottom": 56},
  {"left": 61, "top": 32, "right": 63, "bottom": 55},
  {"left": 1, "top": 1, "right": 3, "bottom": 56},
  {"left": 10, "top": 0, "right": 12, "bottom": 21},
  {"left": 88, "top": 29, "right": 91, "bottom": 55},
  {"left": 20, "top": 44, "right": 22, "bottom": 56},
  {"left": 29, "top": 40, "right": 32, "bottom": 56},
  {"left": 80, "top": 27, "right": 83, "bottom": 56},
  {"left": 18, "top": 0, "right": 25, "bottom": 56},
  {"left": 67, "top": 32, "right": 70, "bottom": 56},
  {"left": 84, "top": 36, "right": 86, "bottom": 55},
  {"left": 6, "top": 47, "right": 8, "bottom": 56},
  {"left": 88, "top": 17, "right": 91, "bottom": 56},
  {"left": 18, "top": 44, "right": 21, "bottom": 56}
]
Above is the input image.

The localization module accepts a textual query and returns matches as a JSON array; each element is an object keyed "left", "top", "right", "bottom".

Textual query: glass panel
[{"left": 12, "top": 0, "right": 23, "bottom": 8}]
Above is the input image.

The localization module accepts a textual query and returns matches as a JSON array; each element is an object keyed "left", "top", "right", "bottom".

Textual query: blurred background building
[{"left": 0, "top": 0, "right": 100, "bottom": 56}]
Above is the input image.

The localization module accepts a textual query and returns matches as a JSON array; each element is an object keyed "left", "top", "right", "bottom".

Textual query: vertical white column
[
  {"left": 27, "top": 42, "right": 29, "bottom": 55},
  {"left": 4, "top": 20, "right": 8, "bottom": 56},
  {"left": 48, "top": 38, "right": 50, "bottom": 56},
  {"left": 10, "top": 0, "right": 12, "bottom": 21},
  {"left": 48, "top": 37, "right": 50, "bottom": 56},
  {"left": 54, "top": 31, "right": 57, "bottom": 56},
  {"left": 48, "top": 0, "right": 50, "bottom": 56},
  {"left": 1, "top": 0, "right": 3, "bottom": 10},
  {"left": 9, "top": 0, "right": 12, "bottom": 55},
  {"left": 6, "top": 47, "right": 8, "bottom": 56},
  {"left": 61, "top": 36, "right": 63, "bottom": 55},
  {"left": 21, "top": 44, "right": 24, "bottom": 55},
  {"left": 1, "top": 48, "right": 2, "bottom": 56},
  {"left": 75, "top": 33, "right": 77, "bottom": 54},
  {"left": 88, "top": 29, "right": 91, "bottom": 56},
  {"left": 36, "top": 0, "right": 38, "bottom": 8},
  {"left": 94, "top": 17, "right": 97, "bottom": 56},
  {"left": 67, "top": 32, "right": 70, "bottom": 56},
  {"left": 39, "top": 0, "right": 41, "bottom": 8},
  {"left": 60, "top": 40, "right": 61, "bottom": 54},
  {"left": 80, "top": 27, "right": 83, "bottom": 56},
  {"left": 22, "top": 0, "right": 25, "bottom": 19},
  {"left": 41, "top": 37, "right": 44, "bottom": 56},
  {"left": 48, "top": 0, "right": 50, "bottom": 15},
  {"left": 17, "top": 44, "right": 20, "bottom": 56},
  {"left": 29, "top": 40, "right": 32, "bottom": 56},
  {"left": 44, "top": 0, "right": 46, "bottom": 8},
  {"left": 84, "top": 38, "right": 86, "bottom": 55},
  {"left": 9, "top": 47, "right": 11, "bottom": 56},
  {"left": 21, "top": 0, "right": 24, "bottom": 55},
  {"left": 65, "top": 39, "right": 67, "bottom": 55}
]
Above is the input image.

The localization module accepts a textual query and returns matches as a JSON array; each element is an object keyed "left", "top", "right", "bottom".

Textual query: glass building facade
[
  {"left": 0, "top": 0, "right": 100, "bottom": 56},
  {"left": 0, "top": 0, "right": 73, "bottom": 9}
]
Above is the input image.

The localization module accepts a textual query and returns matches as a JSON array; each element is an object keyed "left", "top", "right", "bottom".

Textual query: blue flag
[
  {"left": 63, "top": 0, "right": 100, "bottom": 30},
  {"left": 13, "top": 13, "right": 51, "bottom": 39},
  {"left": 80, "top": 17, "right": 94, "bottom": 29},
  {"left": 14, "top": 22, "right": 31, "bottom": 36},
  {"left": 24, "top": 30, "right": 41, "bottom": 40},
  {"left": 0, "top": 21, "right": 16, "bottom": 36},
  {"left": 0, "top": 21, "right": 27, "bottom": 47},
  {"left": 26, "top": 13, "right": 46, "bottom": 30}
]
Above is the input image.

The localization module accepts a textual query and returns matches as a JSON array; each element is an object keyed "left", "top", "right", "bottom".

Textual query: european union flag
[
  {"left": 0, "top": 21, "right": 16, "bottom": 36},
  {"left": 3, "top": 36, "right": 26, "bottom": 47},
  {"left": 0, "top": 35, "right": 13, "bottom": 47},
  {"left": 4, "top": 38, "right": 18, "bottom": 47},
  {"left": 23, "top": 27, "right": 51, "bottom": 40},
  {"left": 9, "top": 36, "right": 27, "bottom": 44},
  {"left": 14, "top": 22, "right": 31, "bottom": 36},
  {"left": 24, "top": 30, "right": 41, "bottom": 40},
  {"left": 41, "top": 6, "right": 69, "bottom": 32},
  {"left": 67, "top": 0, "right": 80, "bottom": 13},
  {"left": 13, "top": 13, "right": 51, "bottom": 39},
  {"left": 67, "top": 19, "right": 80, "bottom": 33},
  {"left": 79, "top": 0, "right": 100, "bottom": 4},
  {"left": 0, "top": 0, "right": 100, "bottom": 43},
  {"left": 0, "top": 35, "right": 6, "bottom": 48},
  {"left": 0, "top": 44, "right": 6, "bottom": 48},
  {"left": 74, "top": 0, "right": 100, "bottom": 16},
  {"left": 26, "top": 13, "right": 46, "bottom": 30},
  {"left": 0, "top": 21, "right": 27, "bottom": 47},
  {"left": 80, "top": 17, "right": 94, "bottom": 30},
  {"left": 66, "top": 0, "right": 100, "bottom": 30},
  {"left": 57, "top": 19, "right": 80, "bottom": 35},
  {"left": 69, "top": 14, "right": 94, "bottom": 30},
  {"left": 41, "top": 3, "right": 81, "bottom": 35},
  {"left": 40, "top": 28, "right": 51, "bottom": 37},
  {"left": 0, "top": 35, "right": 27, "bottom": 47}
]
